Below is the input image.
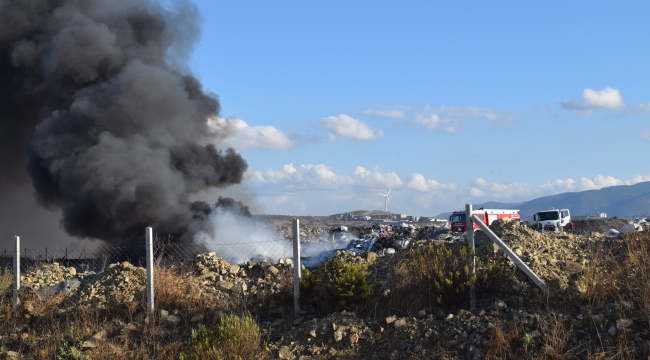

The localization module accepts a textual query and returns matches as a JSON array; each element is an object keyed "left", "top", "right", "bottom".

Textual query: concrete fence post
[
  {"left": 145, "top": 227, "right": 154, "bottom": 316},
  {"left": 465, "top": 204, "right": 476, "bottom": 310},
  {"left": 13, "top": 236, "right": 20, "bottom": 307},
  {"left": 292, "top": 219, "right": 301, "bottom": 319}
]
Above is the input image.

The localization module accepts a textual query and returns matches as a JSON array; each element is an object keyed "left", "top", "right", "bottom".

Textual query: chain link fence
[{"left": 7, "top": 236, "right": 296, "bottom": 276}]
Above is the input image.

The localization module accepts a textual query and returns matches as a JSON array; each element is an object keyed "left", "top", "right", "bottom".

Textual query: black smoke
[
  {"left": 190, "top": 197, "right": 251, "bottom": 222},
  {"left": 0, "top": 0, "right": 248, "bottom": 245}
]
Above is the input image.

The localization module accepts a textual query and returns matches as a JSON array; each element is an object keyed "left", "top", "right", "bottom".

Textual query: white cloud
[
  {"left": 414, "top": 114, "right": 457, "bottom": 133},
  {"left": 425, "top": 105, "right": 516, "bottom": 121},
  {"left": 248, "top": 163, "right": 353, "bottom": 190},
  {"left": 414, "top": 105, "right": 515, "bottom": 132},
  {"left": 579, "top": 175, "right": 624, "bottom": 190},
  {"left": 407, "top": 173, "right": 457, "bottom": 193},
  {"left": 467, "top": 178, "right": 536, "bottom": 199},
  {"left": 540, "top": 178, "right": 578, "bottom": 193},
  {"left": 275, "top": 195, "right": 289, "bottom": 205},
  {"left": 583, "top": 88, "right": 624, "bottom": 108},
  {"left": 469, "top": 188, "right": 485, "bottom": 197},
  {"left": 560, "top": 87, "right": 624, "bottom": 111},
  {"left": 207, "top": 117, "right": 292, "bottom": 150},
  {"left": 318, "top": 114, "right": 379, "bottom": 140},
  {"left": 634, "top": 102, "right": 650, "bottom": 115},
  {"left": 541, "top": 174, "right": 650, "bottom": 193},
  {"left": 362, "top": 106, "right": 410, "bottom": 118},
  {"left": 352, "top": 166, "right": 403, "bottom": 190},
  {"left": 641, "top": 130, "right": 650, "bottom": 141}
]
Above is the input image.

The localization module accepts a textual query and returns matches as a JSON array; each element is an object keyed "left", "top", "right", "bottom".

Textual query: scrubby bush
[
  {"left": 419, "top": 244, "right": 513, "bottom": 304},
  {"left": 392, "top": 244, "right": 514, "bottom": 309},
  {"left": 300, "top": 256, "right": 372, "bottom": 313},
  {"left": 57, "top": 337, "right": 91, "bottom": 360},
  {"left": 0, "top": 269, "right": 11, "bottom": 294},
  {"left": 179, "top": 312, "right": 263, "bottom": 360}
]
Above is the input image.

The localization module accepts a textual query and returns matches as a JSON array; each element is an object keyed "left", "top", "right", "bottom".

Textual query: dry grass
[
  {"left": 3, "top": 231, "right": 650, "bottom": 358},
  {"left": 0, "top": 264, "right": 267, "bottom": 359},
  {"left": 468, "top": 231, "right": 650, "bottom": 360},
  {"left": 377, "top": 243, "right": 515, "bottom": 316},
  {"left": 484, "top": 322, "right": 525, "bottom": 359}
]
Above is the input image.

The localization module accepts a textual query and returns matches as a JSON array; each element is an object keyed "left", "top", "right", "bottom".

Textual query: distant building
[{"left": 597, "top": 212, "right": 607, "bottom": 218}]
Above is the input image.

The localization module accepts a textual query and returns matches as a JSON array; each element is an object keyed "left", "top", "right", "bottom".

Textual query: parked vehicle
[
  {"left": 449, "top": 208, "right": 521, "bottom": 232},
  {"left": 533, "top": 208, "right": 571, "bottom": 232}
]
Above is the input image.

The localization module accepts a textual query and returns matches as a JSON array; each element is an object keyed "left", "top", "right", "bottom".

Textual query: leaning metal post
[
  {"left": 465, "top": 204, "right": 476, "bottom": 310},
  {"left": 292, "top": 219, "right": 301, "bottom": 319},
  {"left": 470, "top": 215, "right": 548, "bottom": 294}
]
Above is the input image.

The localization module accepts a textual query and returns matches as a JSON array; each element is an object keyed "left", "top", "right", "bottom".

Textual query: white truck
[{"left": 533, "top": 208, "right": 571, "bottom": 233}]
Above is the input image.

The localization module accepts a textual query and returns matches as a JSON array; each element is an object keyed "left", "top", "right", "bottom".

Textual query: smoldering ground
[{"left": 0, "top": 0, "right": 249, "bottom": 247}]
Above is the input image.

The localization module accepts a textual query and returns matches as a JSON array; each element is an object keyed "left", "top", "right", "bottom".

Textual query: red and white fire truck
[{"left": 449, "top": 208, "right": 521, "bottom": 232}]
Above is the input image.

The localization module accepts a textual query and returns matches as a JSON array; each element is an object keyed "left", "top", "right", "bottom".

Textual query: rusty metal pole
[{"left": 466, "top": 204, "right": 476, "bottom": 310}]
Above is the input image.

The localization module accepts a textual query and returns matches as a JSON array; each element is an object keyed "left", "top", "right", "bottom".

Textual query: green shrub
[
  {"left": 408, "top": 244, "right": 514, "bottom": 306},
  {"left": 57, "top": 337, "right": 91, "bottom": 360},
  {"left": 0, "top": 269, "right": 11, "bottom": 293},
  {"left": 179, "top": 312, "right": 263, "bottom": 360},
  {"left": 300, "top": 256, "right": 371, "bottom": 313}
]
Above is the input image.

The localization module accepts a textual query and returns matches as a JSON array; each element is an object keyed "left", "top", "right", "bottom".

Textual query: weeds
[
  {"left": 57, "top": 336, "right": 91, "bottom": 360},
  {"left": 0, "top": 269, "right": 11, "bottom": 294},
  {"left": 386, "top": 244, "right": 514, "bottom": 313},
  {"left": 179, "top": 312, "right": 264, "bottom": 360},
  {"left": 300, "top": 256, "right": 371, "bottom": 313}
]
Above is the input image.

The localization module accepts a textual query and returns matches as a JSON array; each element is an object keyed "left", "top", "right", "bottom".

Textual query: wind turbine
[{"left": 380, "top": 189, "right": 391, "bottom": 212}]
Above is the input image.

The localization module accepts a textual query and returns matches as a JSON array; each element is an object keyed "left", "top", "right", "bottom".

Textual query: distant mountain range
[{"left": 436, "top": 181, "right": 650, "bottom": 220}]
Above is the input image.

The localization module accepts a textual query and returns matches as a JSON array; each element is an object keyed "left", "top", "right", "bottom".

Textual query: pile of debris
[
  {"left": 193, "top": 252, "right": 295, "bottom": 297},
  {"left": 20, "top": 262, "right": 95, "bottom": 296},
  {"left": 416, "top": 226, "right": 452, "bottom": 241},
  {"left": 572, "top": 218, "right": 629, "bottom": 235},
  {"left": 266, "top": 297, "right": 627, "bottom": 360},
  {"left": 268, "top": 310, "right": 375, "bottom": 359},
  {"left": 65, "top": 261, "right": 147, "bottom": 309},
  {"left": 21, "top": 263, "right": 78, "bottom": 290},
  {"left": 475, "top": 219, "right": 607, "bottom": 290}
]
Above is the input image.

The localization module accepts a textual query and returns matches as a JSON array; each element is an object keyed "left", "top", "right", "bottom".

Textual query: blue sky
[{"left": 187, "top": 1, "right": 650, "bottom": 216}]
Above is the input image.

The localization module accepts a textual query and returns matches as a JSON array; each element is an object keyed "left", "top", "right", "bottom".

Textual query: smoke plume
[{"left": 0, "top": 0, "right": 248, "bottom": 245}]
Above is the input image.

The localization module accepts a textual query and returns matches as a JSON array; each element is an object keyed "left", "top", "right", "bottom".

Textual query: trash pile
[
  {"left": 572, "top": 218, "right": 629, "bottom": 235},
  {"left": 346, "top": 223, "right": 423, "bottom": 255}
]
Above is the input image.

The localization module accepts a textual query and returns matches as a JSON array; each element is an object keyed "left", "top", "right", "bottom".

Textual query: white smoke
[
  {"left": 300, "top": 237, "right": 354, "bottom": 267},
  {"left": 194, "top": 208, "right": 291, "bottom": 265},
  {"left": 194, "top": 209, "right": 358, "bottom": 266}
]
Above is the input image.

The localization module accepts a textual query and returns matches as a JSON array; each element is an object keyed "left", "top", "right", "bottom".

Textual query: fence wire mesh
[{"left": 8, "top": 236, "right": 297, "bottom": 276}]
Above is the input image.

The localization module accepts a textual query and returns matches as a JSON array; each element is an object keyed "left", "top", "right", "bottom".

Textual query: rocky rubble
[
  {"left": 21, "top": 262, "right": 90, "bottom": 291},
  {"left": 192, "top": 252, "right": 296, "bottom": 299},
  {"left": 473, "top": 218, "right": 611, "bottom": 291},
  {"left": 65, "top": 261, "right": 146, "bottom": 309},
  {"left": 10, "top": 218, "right": 650, "bottom": 359}
]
